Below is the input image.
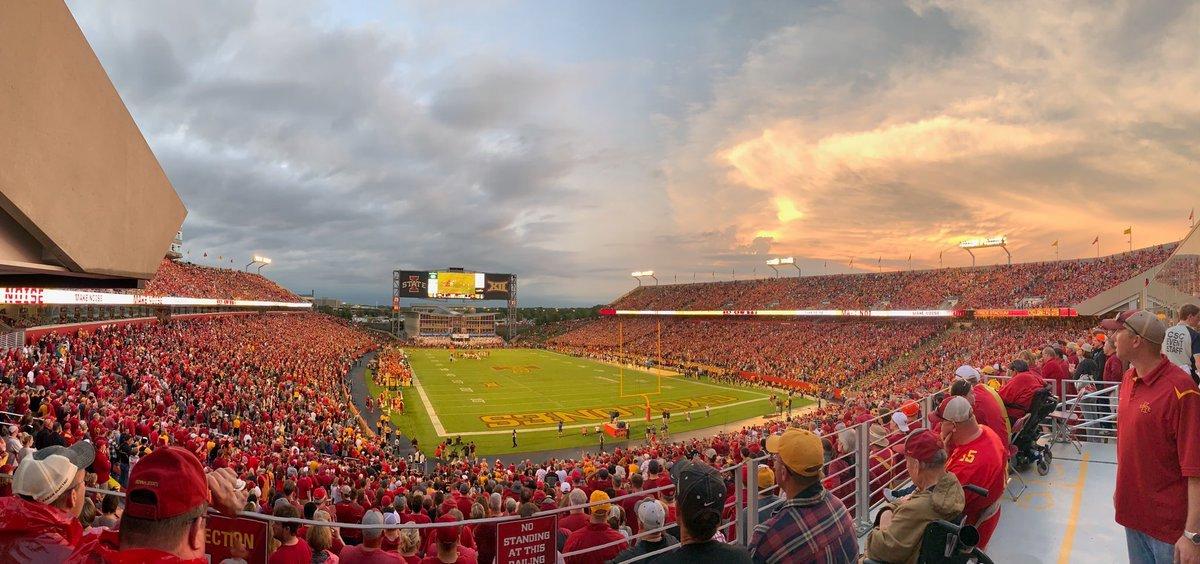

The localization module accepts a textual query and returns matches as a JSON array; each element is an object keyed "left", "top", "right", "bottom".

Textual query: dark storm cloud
[{"left": 66, "top": 0, "right": 593, "bottom": 304}]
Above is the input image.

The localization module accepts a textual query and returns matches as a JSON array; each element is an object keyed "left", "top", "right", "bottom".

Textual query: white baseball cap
[
  {"left": 954, "top": 365, "right": 982, "bottom": 382},
  {"left": 636, "top": 499, "right": 666, "bottom": 529},
  {"left": 890, "top": 411, "right": 910, "bottom": 433},
  {"left": 13, "top": 442, "right": 94, "bottom": 504}
]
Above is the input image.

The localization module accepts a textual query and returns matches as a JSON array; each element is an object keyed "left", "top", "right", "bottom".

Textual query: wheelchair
[{"left": 863, "top": 484, "right": 996, "bottom": 564}]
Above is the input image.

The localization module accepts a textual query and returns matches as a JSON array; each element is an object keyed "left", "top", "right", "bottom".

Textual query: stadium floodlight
[
  {"left": 957, "top": 236, "right": 1010, "bottom": 267},
  {"left": 251, "top": 255, "right": 273, "bottom": 274},
  {"left": 631, "top": 270, "right": 659, "bottom": 286},
  {"left": 778, "top": 256, "right": 801, "bottom": 277},
  {"left": 765, "top": 258, "right": 781, "bottom": 277}
]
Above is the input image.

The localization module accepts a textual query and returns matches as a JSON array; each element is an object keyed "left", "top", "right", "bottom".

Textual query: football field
[{"left": 372, "top": 348, "right": 795, "bottom": 455}]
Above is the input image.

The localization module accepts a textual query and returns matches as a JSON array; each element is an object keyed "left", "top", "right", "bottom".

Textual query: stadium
[{"left": 2, "top": 2, "right": 1200, "bottom": 564}]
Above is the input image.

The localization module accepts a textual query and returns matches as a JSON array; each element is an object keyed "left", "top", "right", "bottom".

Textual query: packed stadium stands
[
  {"left": 611, "top": 243, "right": 1175, "bottom": 311},
  {"left": 0, "top": 251, "right": 1145, "bottom": 561},
  {"left": 549, "top": 318, "right": 945, "bottom": 396},
  {"left": 138, "top": 258, "right": 302, "bottom": 302}
]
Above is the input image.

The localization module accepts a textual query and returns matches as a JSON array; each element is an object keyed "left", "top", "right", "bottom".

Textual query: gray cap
[
  {"left": 34, "top": 440, "right": 95, "bottom": 469},
  {"left": 361, "top": 509, "right": 386, "bottom": 539}
]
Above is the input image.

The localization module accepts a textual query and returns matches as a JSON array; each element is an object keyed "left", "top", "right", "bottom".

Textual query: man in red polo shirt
[
  {"left": 1104, "top": 309, "right": 1200, "bottom": 563},
  {"left": 937, "top": 396, "right": 1007, "bottom": 549}
]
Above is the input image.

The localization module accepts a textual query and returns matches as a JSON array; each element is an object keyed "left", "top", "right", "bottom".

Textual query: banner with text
[
  {"left": 206, "top": 515, "right": 269, "bottom": 564},
  {"left": 497, "top": 515, "right": 557, "bottom": 564}
]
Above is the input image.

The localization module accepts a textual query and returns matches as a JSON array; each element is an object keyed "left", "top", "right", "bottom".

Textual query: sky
[{"left": 66, "top": 0, "right": 1200, "bottom": 306}]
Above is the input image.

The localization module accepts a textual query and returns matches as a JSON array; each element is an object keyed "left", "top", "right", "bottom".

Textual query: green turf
[{"left": 372, "top": 348, "right": 799, "bottom": 456}]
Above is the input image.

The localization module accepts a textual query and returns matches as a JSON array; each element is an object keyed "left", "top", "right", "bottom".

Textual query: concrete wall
[{"left": 0, "top": 0, "right": 186, "bottom": 283}]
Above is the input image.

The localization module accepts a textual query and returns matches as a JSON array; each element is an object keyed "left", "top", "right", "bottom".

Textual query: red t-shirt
[
  {"left": 561, "top": 522, "right": 627, "bottom": 564},
  {"left": 946, "top": 427, "right": 1007, "bottom": 537},
  {"left": 997, "top": 370, "right": 1045, "bottom": 420},
  {"left": 268, "top": 539, "right": 313, "bottom": 564},
  {"left": 558, "top": 512, "right": 590, "bottom": 532},
  {"left": 1040, "top": 358, "right": 1070, "bottom": 394},
  {"left": 338, "top": 545, "right": 404, "bottom": 563},
  {"left": 419, "top": 553, "right": 477, "bottom": 564},
  {"left": 1116, "top": 356, "right": 1200, "bottom": 544},
  {"left": 972, "top": 384, "right": 1011, "bottom": 445}
]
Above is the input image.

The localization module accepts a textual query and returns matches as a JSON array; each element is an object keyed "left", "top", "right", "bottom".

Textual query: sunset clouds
[{"left": 67, "top": 1, "right": 1200, "bottom": 303}]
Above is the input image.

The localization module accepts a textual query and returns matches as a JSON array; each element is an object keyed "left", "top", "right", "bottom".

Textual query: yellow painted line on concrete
[{"left": 1057, "top": 452, "right": 1092, "bottom": 564}]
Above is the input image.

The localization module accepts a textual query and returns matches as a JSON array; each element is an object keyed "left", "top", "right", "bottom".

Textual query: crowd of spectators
[
  {"left": 549, "top": 318, "right": 944, "bottom": 397},
  {"left": 611, "top": 243, "right": 1175, "bottom": 311},
  {"left": 0, "top": 305, "right": 1111, "bottom": 562},
  {"left": 138, "top": 258, "right": 302, "bottom": 302}
]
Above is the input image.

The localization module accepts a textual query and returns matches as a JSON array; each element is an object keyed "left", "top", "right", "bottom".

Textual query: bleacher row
[
  {"left": 612, "top": 243, "right": 1175, "bottom": 311},
  {"left": 138, "top": 258, "right": 302, "bottom": 302}
]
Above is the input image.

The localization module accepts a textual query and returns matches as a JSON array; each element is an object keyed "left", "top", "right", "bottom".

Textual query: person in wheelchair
[
  {"left": 936, "top": 396, "right": 1006, "bottom": 550},
  {"left": 997, "top": 359, "right": 1046, "bottom": 426},
  {"left": 863, "top": 430, "right": 965, "bottom": 564}
]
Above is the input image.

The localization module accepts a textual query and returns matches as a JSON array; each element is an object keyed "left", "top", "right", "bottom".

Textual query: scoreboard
[{"left": 395, "top": 270, "right": 514, "bottom": 300}]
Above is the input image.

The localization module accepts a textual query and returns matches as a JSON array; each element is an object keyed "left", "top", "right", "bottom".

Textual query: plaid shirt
[{"left": 748, "top": 483, "right": 859, "bottom": 564}]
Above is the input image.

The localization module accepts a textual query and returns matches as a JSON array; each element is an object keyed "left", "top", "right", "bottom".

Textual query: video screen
[
  {"left": 394, "top": 270, "right": 513, "bottom": 300},
  {"left": 429, "top": 271, "right": 485, "bottom": 299}
]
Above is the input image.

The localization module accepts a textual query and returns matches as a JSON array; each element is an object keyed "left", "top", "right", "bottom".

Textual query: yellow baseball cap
[
  {"left": 756, "top": 464, "right": 775, "bottom": 489},
  {"left": 765, "top": 428, "right": 824, "bottom": 477},
  {"left": 589, "top": 490, "right": 612, "bottom": 514}
]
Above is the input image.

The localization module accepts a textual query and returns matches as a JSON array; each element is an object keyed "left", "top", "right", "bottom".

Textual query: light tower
[{"left": 958, "top": 236, "right": 1011, "bottom": 267}]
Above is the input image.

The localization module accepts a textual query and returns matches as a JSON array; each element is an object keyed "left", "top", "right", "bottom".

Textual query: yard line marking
[
  {"left": 595, "top": 376, "right": 617, "bottom": 383},
  {"left": 409, "top": 371, "right": 447, "bottom": 436},
  {"left": 471, "top": 398, "right": 485, "bottom": 403},
  {"left": 442, "top": 396, "right": 770, "bottom": 436}
]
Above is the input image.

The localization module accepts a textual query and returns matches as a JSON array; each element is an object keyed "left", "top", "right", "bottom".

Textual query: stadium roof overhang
[
  {"left": 0, "top": 1, "right": 186, "bottom": 289},
  {"left": 1076, "top": 223, "right": 1200, "bottom": 317}
]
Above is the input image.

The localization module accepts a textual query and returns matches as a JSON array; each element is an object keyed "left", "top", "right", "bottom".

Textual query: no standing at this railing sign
[{"left": 497, "top": 515, "right": 558, "bottom": 564}]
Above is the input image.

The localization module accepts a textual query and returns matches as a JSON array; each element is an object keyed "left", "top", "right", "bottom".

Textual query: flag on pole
[
  {"left": 1123, "top": 226, "right": 1132, "bottom": 235},
  {"left": 203, "top": 252, "right": 208, "bottom": 258},
  {"left": 1190, "top": 208, "right": 1195, "bottom": 223},
  {"left": 848, "top": 258, "right": 854, "bottom": 267},
  {"left": 907, "top": 253, "right": 911, "bottom": 261},
  {"left": 1051, "top": 240, "right": 1059, "bottom": 247},
  {"left": 1091, "top": 236, "right": 1099, "bottom": 245}
]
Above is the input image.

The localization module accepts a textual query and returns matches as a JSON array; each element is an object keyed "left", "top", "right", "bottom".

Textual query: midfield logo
[{"left": 491, "top": 365, "right": 539, "bottom": 374}]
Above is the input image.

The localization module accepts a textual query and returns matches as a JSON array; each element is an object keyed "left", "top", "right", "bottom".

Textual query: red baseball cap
[
  {"left": 893, "top": 430, "right": 944, "bottom": 464},
  {"left": 125, "top": 447, "right": 211, "bottom": 519},
  {"left": 436, "top": 515, "right": 460, "bottom": 544}
]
